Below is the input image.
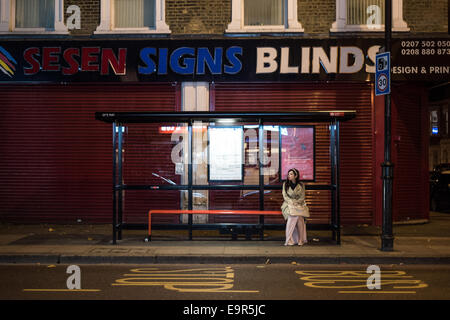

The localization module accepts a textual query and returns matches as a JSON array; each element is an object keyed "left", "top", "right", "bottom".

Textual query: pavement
[{"left": 0, "top": 211, "right": 449, "bottom": 265}]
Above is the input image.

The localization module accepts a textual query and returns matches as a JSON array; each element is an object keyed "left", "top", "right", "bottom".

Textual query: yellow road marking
[
  {"left": 295, "top": 269, "right": 428, "bottom": 292},
  {"left": 129, "top": 267, "right": 232, "bottom": 273},
  {"left": 112, "top": 267, "right": 259, "bottom": 293},
  {"left": 122, "top": 273, "right": 234, "bottom": 277},
  {"left": 113, "top": 277, "right": 234, "bottom": 285},
  {"left": 23, "top": 289, "right": 101, "bottom": 292},
  {"left": 300, "top": 279, "right": 427, "bottom": 289},
  {"left": 339, "top": 291, "right": 416, "bottom": 294}
]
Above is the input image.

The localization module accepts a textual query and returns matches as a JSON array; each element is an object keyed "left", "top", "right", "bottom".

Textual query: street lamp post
[{"left": 381, "top": 0, "right": 394, "bottom": 251}]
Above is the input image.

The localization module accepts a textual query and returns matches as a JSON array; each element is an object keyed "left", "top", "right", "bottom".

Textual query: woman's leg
[
  {"left": 285, "top": 216, "right": 299, "bottom": 245},
  {"left": 296, "top": 217, "right": 307, "bottom": 245}
]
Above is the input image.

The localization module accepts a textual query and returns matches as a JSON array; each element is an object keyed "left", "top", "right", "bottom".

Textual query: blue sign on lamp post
[{"left": 375, "top": 52, "right": 390, "bottom": 96}]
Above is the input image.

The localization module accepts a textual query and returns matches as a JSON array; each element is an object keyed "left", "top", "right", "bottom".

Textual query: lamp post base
[{"left": 381, "top": 234, "right": 394, "bottom": 251}]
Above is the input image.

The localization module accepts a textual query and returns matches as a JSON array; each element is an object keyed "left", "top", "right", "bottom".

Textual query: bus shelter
[{"left": 95, "top": 111, "right": 356, "bottom": 244}]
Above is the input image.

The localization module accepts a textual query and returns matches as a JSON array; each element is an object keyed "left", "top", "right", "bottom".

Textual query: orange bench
[{"left": 147, "top": 209, "right": 282, "bottom": 241}]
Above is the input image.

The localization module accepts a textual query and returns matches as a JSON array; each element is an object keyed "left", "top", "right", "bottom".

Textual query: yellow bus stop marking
[
  {"left": 295, "top": 270, "right": 428, "bottom": 294},
  {"left": 112, "top": 267, "right": 259, "bottom": 293}
]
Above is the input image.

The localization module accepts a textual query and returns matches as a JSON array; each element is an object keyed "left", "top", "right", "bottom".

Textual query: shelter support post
[
  {"left": 330, "top": 121, "right": 336, "bottom": 242},
  {"left": 112, "top": 122, "right": 117, "bottom": 245},
  {"left": 112, "top": 121, "right": 124, "bottom": 244},
  {"left": 118, "top": 123, "right": 123, "bottom": 241},
  {"left": 330, "top": 120, "right": 341, "bottom": 244},
  {"left": 188, "top": 119, "right": 193, "bottom": 240},
  {"left": 335, "top": 120, "right": 341, "bottom": 245},
  {"left": 258, "top": 119, "right": 265, "bottom": 240}
]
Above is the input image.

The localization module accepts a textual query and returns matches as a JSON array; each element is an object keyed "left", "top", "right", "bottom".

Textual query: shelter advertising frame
[
  {"left": 95, "top": 111, "right": 356, "bottom": 244},
  {"left": 207, "top": 125, "right": 245, "bottom": 183},
  {"left": 279, "top": 125, "right": 316, "bottom": 182}
]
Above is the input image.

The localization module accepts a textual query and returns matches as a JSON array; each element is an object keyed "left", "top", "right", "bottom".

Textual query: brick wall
[
  {"left": 166, "top": 0, "right": 230, "bottom": 34},
  {"left": 64, "top": 0, "right": 100, "bottom": 36},
  {"left": 298, "top": 0, "right": 336, "bottom": 34},
  {"left": 404, "top": 0, "right": 448, "bottom": 33}
]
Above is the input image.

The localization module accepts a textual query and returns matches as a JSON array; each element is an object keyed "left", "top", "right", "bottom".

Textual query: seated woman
[{"left": 281, "top": 168, "right": 310, "bottom": 246}]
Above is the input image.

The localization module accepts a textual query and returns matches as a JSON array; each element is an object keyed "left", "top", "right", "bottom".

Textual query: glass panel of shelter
[
  {"left": 121, "top": 122, "right": 188, "bottom": 186},
  {"left": 116, "top": 119, "right": 336, "bottom": 233},
  {"left": 188, "top": 121, "right": 261, "bottom": 223},
  {"left": 119, "top": 120, "right": 325, "bottom": 203}
]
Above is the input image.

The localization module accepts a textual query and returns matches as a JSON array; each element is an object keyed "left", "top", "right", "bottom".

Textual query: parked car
[{"left": 430, "top": 163, "right": 450, "bottom": 211}]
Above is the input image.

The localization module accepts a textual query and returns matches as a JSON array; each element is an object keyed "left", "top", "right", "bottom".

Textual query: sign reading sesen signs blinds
[{"left": 0, "top": 38, "right": 448, "bottom": 82}]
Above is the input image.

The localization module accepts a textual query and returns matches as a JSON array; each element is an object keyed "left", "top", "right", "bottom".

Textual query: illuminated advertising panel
[
  {"left": 280, "top": 126, "right": 315, "bottom": 181},
  {"left": 208, "top": 127, "right": 244, "bottom": 181}
]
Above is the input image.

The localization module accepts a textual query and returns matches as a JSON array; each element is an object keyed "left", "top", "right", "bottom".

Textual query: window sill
[
  {"left": 225, "top": 27, "right": 304, "bottom": 33},
  {"left": 0, "top": 30, "right": 69, "bottom": 35},
  {"left": 330, "top": 25, "right": 410, "bottom": 33},
  {"left": 94, "top": 28, "right": 171, "bottom": 35}
]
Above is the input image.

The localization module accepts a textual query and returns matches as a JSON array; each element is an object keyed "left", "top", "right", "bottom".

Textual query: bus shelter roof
[{"left": 95, "top": 111, "right": 356, "bottom": 124}]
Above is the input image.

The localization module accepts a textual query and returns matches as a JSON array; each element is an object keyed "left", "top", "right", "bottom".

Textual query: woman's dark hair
[{"left": 284, "top": 168, "right": 301, "bottom": 192}]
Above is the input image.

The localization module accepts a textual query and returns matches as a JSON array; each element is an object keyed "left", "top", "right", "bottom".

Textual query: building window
[
  {"left": 114, "top": 0, "right": 155, "bottom": 28},
  {"left": 331, "top": 0, "right": 409, "bottom": 32},
  {"left": 244, "top": 0, "right": 283, "bottom": 26},
  {"left": 346, "top": 0, "right": 385, "bottom": 26},
  {"left": 0, "top": 0, "right": 68, "bottom": 34},
  {"left": 95, "top": 0, "right": 170, "bottom": 34},
  {"left": 16, "top": 0, "right": 54, "bottom": 29},
  {"left": 226, "top": 0, "right": 303, "bottom": 33}
]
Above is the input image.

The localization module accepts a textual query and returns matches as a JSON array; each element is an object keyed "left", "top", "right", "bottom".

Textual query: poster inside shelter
[
  {"left": 209, "top": 127, "right": 243, "bottom": 181},
  {"left": 280, "top": 127, "right": 315, "bottom": 181}
]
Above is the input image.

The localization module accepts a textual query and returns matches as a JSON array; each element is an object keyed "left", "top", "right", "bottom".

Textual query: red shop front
[
  {"left": 0, "top": 38, "right": 433, "bottom": 227},
  {"left": 0, "top": 81, "right": 429, "bottom": 226}
]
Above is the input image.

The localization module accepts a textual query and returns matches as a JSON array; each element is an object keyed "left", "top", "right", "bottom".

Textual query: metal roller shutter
[
  {"left": 0, "top": 83, "right": 179, "bottom": 223},
  {"left": 212, "top": 82, "right": 374, "bottom": 225},
  {"left": 392, "top": 84, "right": 428, "bottom": 221}
]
